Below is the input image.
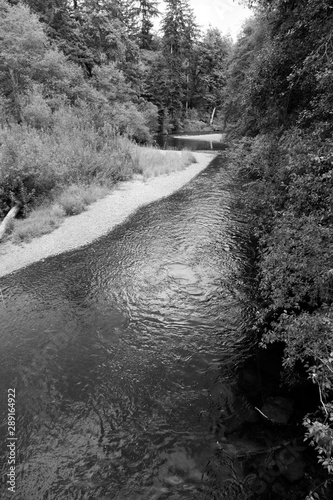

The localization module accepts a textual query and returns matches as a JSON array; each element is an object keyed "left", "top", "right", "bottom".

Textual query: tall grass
[
  {"left": 131, "top": 146, "right": 196, "bottom": 178},
  {"left": 10, "top": 205, "right": 65, "bottom": 243}
]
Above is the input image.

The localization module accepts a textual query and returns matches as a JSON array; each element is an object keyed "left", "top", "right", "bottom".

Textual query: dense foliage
[{"left": 225, "top": 0, "right": 333, "bottom": 484}]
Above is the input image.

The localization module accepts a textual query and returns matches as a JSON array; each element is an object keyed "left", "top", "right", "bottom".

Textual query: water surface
[
  {"left": 0, "top": 155, "right": 252, "bottom": 499},
  {"left": 154, "top": 133, "right": 228, "bottom": 151}
]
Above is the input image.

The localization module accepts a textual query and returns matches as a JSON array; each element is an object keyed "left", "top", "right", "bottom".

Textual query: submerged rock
[
  {"left": 222, "top": 438, "right": 267, "bottom": 459},
  {"left": 281, "top": 454, "right": 306, "bottom": 483},
  {"left": 164, "top": 475, "right": 184, "bottom": 486},
  {"left": 261, "top": 397, "right": 294, "bottom": 424},
  {"left": 274, "top": 444, "right": 306, "bottom": 483}
]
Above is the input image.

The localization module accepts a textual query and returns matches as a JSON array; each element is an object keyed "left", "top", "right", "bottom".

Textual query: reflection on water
[
  {"left": 0, "top": 156, "right": 252, "bottom": 499},
  {"left": 154, "top": 133, "right": 228, "bottom": 151}
]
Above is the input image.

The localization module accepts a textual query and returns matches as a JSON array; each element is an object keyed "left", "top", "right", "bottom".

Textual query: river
[{"left": 0, "top": 141, "right": 256, "bottom": 499}]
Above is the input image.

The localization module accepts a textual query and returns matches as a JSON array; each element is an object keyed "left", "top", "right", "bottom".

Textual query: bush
[
  {"left": 22, "top": 86, "right": 52, "bottom": 129},
  {"left": 259, "top": 213, "right": 333, "bottom": 313},
  {"left": 138, "top": 101, "right": 159, "bottom": 136},
  {"left": 57, "top": 185, "right": 88, "bottom": 216},
  {"left": 0, "top": 125, "right": 59, "bottom": 217}
]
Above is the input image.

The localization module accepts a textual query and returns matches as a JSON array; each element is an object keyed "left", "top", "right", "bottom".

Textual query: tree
[
  {"left": 0, "top": 0, "right": 48, "bottom": 121},
  {"left": 137, "top": 0, "right": 159, "bottom": 49},
  {"left": 223, "top": 14, "right": 270, "bottom": 135},
  {"left": 22, "top": 0, "right": 95, "bottom": 76},
  {"left": 91, "top": 62, "right": 135, "bottom": 103},
  {"left": 192, "top": 27, "right": 232, "bottom": 120},
  {"left": 162, "top": 0, "right": 198, "bottom": 57},
  {"left": 77, "top": 0, "right": 141, "bottom": 87},
  {"left": 229, "top": 0, "right": 333, "bottom": 136},
  {"left": 160, "top": 0, "right": 199, "bottom": 126},
  {"left": 0, "top": 0, "right": 100, "bottom": 123}
]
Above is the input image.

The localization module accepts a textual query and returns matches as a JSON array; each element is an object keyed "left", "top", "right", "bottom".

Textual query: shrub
[
  {"left": 57, "top": 185, "right": 89, "bottom": 216},
  {"left": 0, "top": 125, "right": 59, "bottom": 217},
  {"left": 138, "top": 101, "right": 159, "bottom": 136},
  {"left": 259, "top": 213, "right": 333, "bottom": 313},
  {"left": 22, "top": 86, "right": 52, "bottom": 129},
  {"left": 103, "top": 102, "right": 152, "bottom": 143}
]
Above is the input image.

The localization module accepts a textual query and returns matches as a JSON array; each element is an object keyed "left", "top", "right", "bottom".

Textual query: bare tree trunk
[
  {"left": 0, "top": 204, "right": 21, "bottom": 241},
  {"left": 209, "top": 107, "right": 216, "bottom": 126}
]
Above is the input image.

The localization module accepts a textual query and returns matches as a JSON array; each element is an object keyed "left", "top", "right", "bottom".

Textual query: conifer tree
[
  {"left": 160, "top": 0, "right": 199, "bottom": 125},
  {"left": 162, "top": 0, "right": 198, "bottom": 57},
  {"left": 137, "top": 0, "right": 159, "bottom": 49}
]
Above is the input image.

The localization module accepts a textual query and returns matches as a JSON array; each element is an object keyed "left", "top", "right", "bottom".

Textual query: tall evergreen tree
[
  {"left": 77, "top": 0, "right": 140, "bottom": 85},
  {"left": 137, "top": 0, "right": 159, "bottom": 49},
  {"left": 160, "top": 0, "right": 199, "bottom": 125},
  {"left": 162, "top": 0, "right": 198, "bottom": 57},
  {"left": 192, "top": 28, "right": 232, "bottom": 119},
  {"left": 21, "top": 0, "right": 95, "bottom": 76}
]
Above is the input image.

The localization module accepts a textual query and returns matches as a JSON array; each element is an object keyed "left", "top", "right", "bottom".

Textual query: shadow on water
[{"left": 0, "top": 154, "right": 256, "bottom": 499}]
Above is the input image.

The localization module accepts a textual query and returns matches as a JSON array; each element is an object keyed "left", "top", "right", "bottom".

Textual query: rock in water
[
  {"left": 164, "top": 475, "right": 184, "bottom": 486},
  {"left": 261, "top": 397, "right": 293, "bottom": 424}
]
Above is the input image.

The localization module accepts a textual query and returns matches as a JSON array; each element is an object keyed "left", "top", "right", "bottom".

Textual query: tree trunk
[
  {"left": 209, "top": 107, "right": 216, "bottom": 126},
  {"left": 0, "top": 204, "right": 21, "bottom": 241}
]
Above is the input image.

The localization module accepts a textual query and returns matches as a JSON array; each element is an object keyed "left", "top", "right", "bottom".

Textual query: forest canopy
[{"left": 0, "top": 0, "right": 233, "bottom": 132}]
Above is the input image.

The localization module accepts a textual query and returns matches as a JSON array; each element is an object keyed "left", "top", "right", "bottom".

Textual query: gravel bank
[
  {"left": 173, "top": 133, "right": 224, "bottom": 141},
  {"left": 0, "top": 152, "right": 215, "bottom": 277}
]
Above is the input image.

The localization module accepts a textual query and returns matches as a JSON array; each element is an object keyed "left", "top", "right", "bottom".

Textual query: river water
[
  {"left": 0, "top": 145, "right": 255, "bottom": 499},
  {"left": 154, "top": 133, "right": 228, "bottom": 152}
]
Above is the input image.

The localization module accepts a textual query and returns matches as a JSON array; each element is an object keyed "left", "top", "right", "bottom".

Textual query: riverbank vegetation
[
  {"left": 0, "top": 113, "right": 195, "bottom": 242},
  {"left": 5, "top": 145, "right": 195, "bottom": 243},
  {"left": 223, "top": 0, "right": 333, "bottom": 493}
]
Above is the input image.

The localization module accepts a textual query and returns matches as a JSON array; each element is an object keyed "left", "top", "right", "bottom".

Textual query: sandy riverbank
[
  {"left": 0, "top": 152, "right": 216, "bottom": 278},
  {"left": 172, "top": 133, "right": 224, "bottom": 141}
]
